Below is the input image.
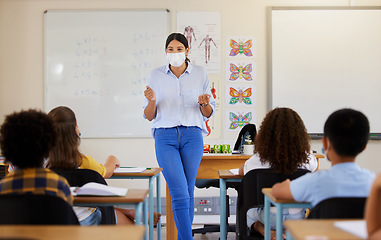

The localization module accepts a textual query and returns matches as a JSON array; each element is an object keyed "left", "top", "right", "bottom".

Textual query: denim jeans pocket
[{"left": 153, "top": 128, "right": 165, "bottom": 138}]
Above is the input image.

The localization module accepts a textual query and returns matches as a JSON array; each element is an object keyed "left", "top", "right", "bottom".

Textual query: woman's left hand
[{"left": 198, "top": 94, "right": 210, "bottom": 106}]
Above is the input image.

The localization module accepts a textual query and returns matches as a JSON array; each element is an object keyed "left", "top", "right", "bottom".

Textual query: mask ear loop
[{"left": 322, "top": 138, "right": 331, "bottom": 161}]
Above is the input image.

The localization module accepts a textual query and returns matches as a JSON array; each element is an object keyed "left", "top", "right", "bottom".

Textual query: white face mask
[{"left": 166, "top": 52, "right": 186, "bottom": 67}]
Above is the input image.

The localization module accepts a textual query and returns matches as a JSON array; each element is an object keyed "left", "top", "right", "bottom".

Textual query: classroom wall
[{"left": 1, "top": 0, "right": 381, "bottom": 198}]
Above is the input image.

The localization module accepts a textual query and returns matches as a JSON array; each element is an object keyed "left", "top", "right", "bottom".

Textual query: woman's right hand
[{"left": 144, "top": 86, "right": 156, "bottom": 102}]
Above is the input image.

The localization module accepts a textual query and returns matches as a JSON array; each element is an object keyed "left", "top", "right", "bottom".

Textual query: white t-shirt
[
  {"left": 243, "top": 151, "right": 318, "bottom": 175},
  {"left": 244, "top": 151, "right": 318, "bottom": 217}
]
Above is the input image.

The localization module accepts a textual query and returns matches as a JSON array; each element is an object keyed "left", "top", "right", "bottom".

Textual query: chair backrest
[
  {"left": 51, "top": 168, "right": 108, "bottom": 187},
  {"left": 233, "top": 124, "right": 257, "bottom": 151},
  {"left": 237, "top": 168, "right": 310, "bottom": 240},
  {"left": 0, "top": 194, "right": 79, "bottom": 225},
  {"left": 308, "top": 197, "right": 367, "bottom": 219},
  {"left": 51, "top": 168, "right": 116, "bottom": 225}
]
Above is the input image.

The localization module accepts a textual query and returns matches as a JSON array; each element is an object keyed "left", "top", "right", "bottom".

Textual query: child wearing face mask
[{"left": 143, "top": 33, "right": 216, "bottom": 240}]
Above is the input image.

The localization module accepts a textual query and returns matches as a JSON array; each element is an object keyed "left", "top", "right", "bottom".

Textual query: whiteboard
[
  {"left": 269, "top": 7, "right": 381, "bottom": 137},
  {"left": 44, "top": 9, "right": 170, "bottom": 138}
]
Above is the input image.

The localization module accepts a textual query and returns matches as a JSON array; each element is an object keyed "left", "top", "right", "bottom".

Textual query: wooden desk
[
  {"left": 74, "top": 188, "right": 148, "bottom": 238},
  {"left": 262, "top": 188, "right": 312, "bottom": 240},
  {"left": 112, "top": 168, "right": 162, "bottom": 240},
  {"left": 284, "top": 219, "right": 363, "bottom": 240},
  {"left": 166, "top": 154, "right": 250, "bottom": 240},
  {"left": 0, "top": 225, "right": 145, "bottom": 240},
  {"left": 74, "top": 189, "right": 148, "bottom": 205}
]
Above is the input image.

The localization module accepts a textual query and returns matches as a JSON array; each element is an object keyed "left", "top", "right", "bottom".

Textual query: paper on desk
[
  {"left": 71, "top": 182, "right": 128, "bottom": 196},
  {"left": 114, "top": 167, "right": 146, "bottom": 173},
  {"left": 334, "top": 220, "right": 367, "bottom": 239},
  {"left": 229, "top": 168, "right": 239, "bottom": 175}
]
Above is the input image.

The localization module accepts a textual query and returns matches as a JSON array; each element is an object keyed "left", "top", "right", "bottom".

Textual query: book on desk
[{"left": 71, "top": 182, "right": 128, "bottom": 196}]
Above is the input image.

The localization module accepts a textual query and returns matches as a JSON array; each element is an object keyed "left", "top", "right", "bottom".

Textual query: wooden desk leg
[{"left": 166, "top": 185, "right": 178, "bottom": 240}]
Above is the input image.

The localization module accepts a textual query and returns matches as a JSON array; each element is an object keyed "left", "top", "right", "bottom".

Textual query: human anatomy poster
[
  {"left": 177, "top": 12, "right": 221, "bottom": 73},
  {"left": 226, "top": 36, "right": 256, "bottom": 58}
]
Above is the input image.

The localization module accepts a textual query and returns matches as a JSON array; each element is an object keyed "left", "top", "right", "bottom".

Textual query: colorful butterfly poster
[
  {"left": 226, "top": 60, "right": 256, "bottom": 82},
  {"left": 225, "top": 109, "right": 256, "bottom": 131},
  {"left": 226, "top": 36, "right": 256, "bottom": 58},
  {"left": 226, "top": 84, "right": 256, "bottom": 106}
]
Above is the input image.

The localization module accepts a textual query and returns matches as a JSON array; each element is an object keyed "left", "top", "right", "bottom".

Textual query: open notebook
[{"left": 71, "top": 182, "right": 128, "bottom": 196}]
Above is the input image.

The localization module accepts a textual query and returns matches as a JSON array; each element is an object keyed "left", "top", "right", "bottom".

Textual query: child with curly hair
[
  {"left": 238, "top": 107, "right": 318, "bottom": 239},
  {"left": 0, "top": 109, "right": 72, "bottom": 204}
]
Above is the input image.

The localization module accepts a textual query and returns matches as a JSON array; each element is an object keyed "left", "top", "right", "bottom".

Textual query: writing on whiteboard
[{"left": 44, "top": 10, "right": 169, "bottom": 137}]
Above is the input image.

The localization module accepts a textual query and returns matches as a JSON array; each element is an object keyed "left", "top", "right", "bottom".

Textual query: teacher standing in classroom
[{"left": 143, "top": 32, "right": 216, "bottom": 240}]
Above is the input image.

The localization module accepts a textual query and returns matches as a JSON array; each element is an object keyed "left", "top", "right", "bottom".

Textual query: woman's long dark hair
[
  {"left": 165, "top": 32, "right": 190, "bottom": 62},
  {"left": 46, "top": 106, "right": 82, "bottom": 169}
]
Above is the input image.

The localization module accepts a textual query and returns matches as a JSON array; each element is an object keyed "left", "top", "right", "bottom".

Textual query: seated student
[
  {"left": 45, "top": 106, "right": 160, "bottom": 225},
  {"left": 238, "top": 107, "right": 318, "bottom": 239},
  {"left": 272, "top": 108, "right": 375, "bottom": 213},
  {"left": 0, "top": 109, "right": 72, "bottom": 204},
  {"left": 365, "top": 173, "right": 381, "bottom": 239}
]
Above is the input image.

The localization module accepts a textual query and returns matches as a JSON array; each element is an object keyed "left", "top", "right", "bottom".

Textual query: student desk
[
  {"left": 262, "top": 188, "right": 312, "bottom": 240},
  {"left": 218, "top": 169, "right": 242, "bottom": 240},
  {"left": 0, "top": 225, "right": 146, "bottom": 240},
  {"left": 284, "top": 219, "right": 363, "bottom": 240},
  {"left": 74, "top": 189, "right": 149, "bottom": 239},
  {"left": 166, "top": 154, "right": 250, "bottom": 240},
  {"left": 111, "top": 168, "right": 162, "bottom": 240}
]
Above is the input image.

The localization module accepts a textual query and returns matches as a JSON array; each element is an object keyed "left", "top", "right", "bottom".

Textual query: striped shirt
[{"left": 0, "top": 168, "right": 73, "bottom": 205}]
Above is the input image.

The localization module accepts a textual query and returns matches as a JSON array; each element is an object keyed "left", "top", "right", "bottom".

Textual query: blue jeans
[
  {"left": 154, "top": 126, "right": 203, "bottom": 240},
  {"left": 79, "top": 208, "right": 102, "bottom": 225}
]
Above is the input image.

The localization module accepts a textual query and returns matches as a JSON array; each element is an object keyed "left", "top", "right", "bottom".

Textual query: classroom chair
[
  {"left": 236, "top": 168, "right": 310, "bottom": 240},
  {"left": 0, "top": 194, "right": 79, "bottom": 225},
  {"left": 308, "top": 197, "right": 367, "bottom": 219},
  {"left": 51, "top": 168, "right": 116, "bottom": 224},
  {"left": 193, "top": 124, "right": 257, "bottom": 237}
]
